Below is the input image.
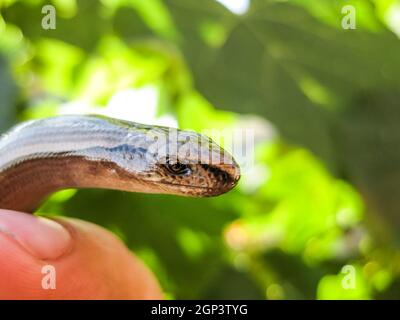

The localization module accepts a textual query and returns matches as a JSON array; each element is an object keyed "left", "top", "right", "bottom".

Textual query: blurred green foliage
[{"left": 1, "top": 0, "right": 400, "bottom": 299}]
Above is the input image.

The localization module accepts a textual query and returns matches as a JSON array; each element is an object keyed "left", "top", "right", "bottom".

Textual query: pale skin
[{"left": 0, "top": 209, "right": 163, "bottom": 299}]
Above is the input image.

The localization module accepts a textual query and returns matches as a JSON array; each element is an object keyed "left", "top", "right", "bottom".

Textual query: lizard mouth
[{"left": 156, "top": 163, "right": 241, "bottom": 197}]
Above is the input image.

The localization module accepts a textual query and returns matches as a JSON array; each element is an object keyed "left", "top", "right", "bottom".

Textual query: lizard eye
[{"left": 165, "top": 160, "right": 192, "bottom": 176}]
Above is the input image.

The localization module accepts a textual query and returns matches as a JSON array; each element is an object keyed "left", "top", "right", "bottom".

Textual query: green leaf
[
  {"left": 164, "top": 0, "right": 400, "bottom": 156},
  {"left": 317, "top": 265, "right": 371, "bottom": 299},
  {"left": 0, "top": 55, "right": 17, "bottom": 132},
  {"left": 164, "top": 0, "right": 400, "bottom": 230}
]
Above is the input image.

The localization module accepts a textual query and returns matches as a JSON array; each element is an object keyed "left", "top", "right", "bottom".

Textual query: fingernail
[{"left": 0, "top": 210, "right": 71, "bottom": 260}]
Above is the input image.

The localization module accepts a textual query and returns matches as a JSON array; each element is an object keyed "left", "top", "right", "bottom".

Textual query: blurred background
[{"left": 1, "top": 0, "right": 400, "bottom": 299}]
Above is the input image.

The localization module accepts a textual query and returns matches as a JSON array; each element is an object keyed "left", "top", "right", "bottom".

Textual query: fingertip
[
  {"left": 0, "top": 210, "right": 72, "bottom": 260},
  {"left": 0, "top": 211, "right": 163, "bottom": 299},
  {"left": 54, "top": 217, "right": 164, "bottom": 299}
]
